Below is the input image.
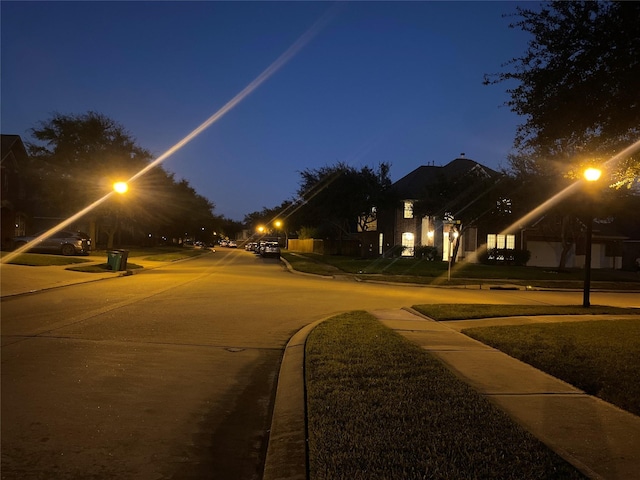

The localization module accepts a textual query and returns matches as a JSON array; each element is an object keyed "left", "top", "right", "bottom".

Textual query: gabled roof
[
  {"left": 392, "top": 157, "right": 501, "bottom": 198},
  {"left": 1, "top": 134, "right": 29, "bottom": 165}
]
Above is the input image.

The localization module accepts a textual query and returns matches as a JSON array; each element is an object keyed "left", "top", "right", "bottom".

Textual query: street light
[
  {"left": 274, "top": 220, "right": 285, "bottom": 247},
  {"left": 582, "top": 167, "right": 602, "bottom": 308},
  {"left": 113, "top": 181, "right": 128, "bottom": 194}
]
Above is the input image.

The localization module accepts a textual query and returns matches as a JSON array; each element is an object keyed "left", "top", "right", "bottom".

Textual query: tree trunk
[
  {"left": 557, "top": 215, "right": 574, "bottom": 272},
  {"left": 89, "top": 218, "right": 97, "bottom": 252},
  {"left": 450, "top": 226, "right": 464, "bottom": 265}
]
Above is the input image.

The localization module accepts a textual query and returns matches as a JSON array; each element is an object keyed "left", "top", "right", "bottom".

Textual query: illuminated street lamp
[
  {"left": 582, "top": 167, "right": 602, "bottom": 308},
  {"left": 274, "top": 220, "right": 284, "bottom": 247},
  {"left": 113, "top": 181, "right": 128, "bottom": 194}
]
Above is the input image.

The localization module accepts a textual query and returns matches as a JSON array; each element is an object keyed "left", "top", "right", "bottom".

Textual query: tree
[
  {"left": 485, "top": 1, "right": 640, "bottom": 270},
  {"left": 485, "top": 1, "right": 640, "bottom": 186},
  {"left": 26, "top": 112, "right": 217, "bottom": 248},
  {"left": 294, "top": 162, "right": 393, "bottom": 247}
]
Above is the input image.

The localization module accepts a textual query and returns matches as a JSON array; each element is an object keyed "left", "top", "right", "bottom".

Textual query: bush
[
  {"left": 384, "top": 244, "right": 407, "bottom": 258},
  {"left": 414, "top": 245, "right": 438, "bottom": 260}
]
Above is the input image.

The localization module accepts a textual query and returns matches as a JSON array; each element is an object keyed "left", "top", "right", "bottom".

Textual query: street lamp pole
[
  {"left": 583, "top": 211, "right": 594, "bottom": 307},
  {"left": 582, "top": 167, "right": 602, "bottom": 308}
]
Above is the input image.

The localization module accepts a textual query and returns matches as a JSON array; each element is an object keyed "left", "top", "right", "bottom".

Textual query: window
[
  {"left": 487, "top": 233, "right": 515, "bottom": 249},
  {"left": 379, "top": 233, "right": 384, "bottom": 255},
  {"left": 403, "top": 201, "right": 413, "bottom": 219},
  {"left": 506, "top": 235, "right": 515, "bottom": 250},
  {"left": 401, "top": 232, "right": 414, "bottom": 256}
]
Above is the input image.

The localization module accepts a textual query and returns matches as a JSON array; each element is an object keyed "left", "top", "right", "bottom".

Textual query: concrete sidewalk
[
  {"left": 264, "top": 308, "right": 640, "bottom": 480},
  {"left": 0, "top": 256, "right": 172, "bottom": 298}
]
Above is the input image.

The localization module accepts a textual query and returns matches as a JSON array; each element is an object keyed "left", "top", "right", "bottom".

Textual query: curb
[{"left": 263, "top": 318, "right": 327, "bottom": 480}]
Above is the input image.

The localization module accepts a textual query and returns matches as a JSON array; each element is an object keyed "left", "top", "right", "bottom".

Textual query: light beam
[{"left": 1, "top": 6, "right": 339, "bottom": 265}]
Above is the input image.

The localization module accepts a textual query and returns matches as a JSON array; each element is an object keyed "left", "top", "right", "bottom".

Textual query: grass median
[
  {"left": 412, "top": 304, "right": 640, "bottom": 416},
  {"left": 463, "top": 320, "right": 640, "bottom": 417},
  {"left": 1, "top": 247, "right": 211, "bottom": 271},
  {"left": 281, "top": 251, "right": 640, "bottom": 289},
  {"left": 305, "top": 311, "right": 586, "bottom": 480}
]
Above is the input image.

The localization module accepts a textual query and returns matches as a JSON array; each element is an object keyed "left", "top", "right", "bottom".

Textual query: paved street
[{"left": 1, "top": 249, "right": 638, "bottom": 479}]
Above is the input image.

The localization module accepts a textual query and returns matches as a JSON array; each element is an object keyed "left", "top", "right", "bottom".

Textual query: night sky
[{"left": 1, "top": 1, "right": 535, "bottom": 221}]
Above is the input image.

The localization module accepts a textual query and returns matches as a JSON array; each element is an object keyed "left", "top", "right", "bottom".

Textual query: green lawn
[
  {"left": 463, "top": 319, "right": 640, "bottom": 417},
  {"left": 306, "top": 312, "right": 586, "bottom": 480},
  {"left": 282, "top": 251, "right": 640, "bottom": 289},
  {"left": 411, "top": 303, "right": 639, "bottom": 320}
]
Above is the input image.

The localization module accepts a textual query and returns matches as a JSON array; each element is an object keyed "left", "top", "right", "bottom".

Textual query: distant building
[{"left": 1, "top": 134, "right": 29, "bottom": 250}]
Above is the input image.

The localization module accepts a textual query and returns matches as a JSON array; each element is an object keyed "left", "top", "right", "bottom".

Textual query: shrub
[
  {"left": 414, "top": 245, "right": 438, "bottom": 260},
  {"left": 384, "top": 245, "right": 407, "bottom": 258}
]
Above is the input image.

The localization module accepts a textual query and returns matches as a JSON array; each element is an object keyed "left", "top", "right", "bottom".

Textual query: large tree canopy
[
  {"left": 26, "top": 111, "right": 217, "bottom": 247},
  {"left": 485, "top": 1, "right": 640, "bottom": 186},
  {"left": 293, "top": 162, "right": 393, "bottom": 239},
  {"left": 27, "top": 111, "right": 154, "bottom": 216}
]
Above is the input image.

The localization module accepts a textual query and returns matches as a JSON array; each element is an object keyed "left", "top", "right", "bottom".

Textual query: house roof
[
  {"left": 1, "top": 134, "right": 29, "bottom": 165},
  {"left": 392, "top": 157, "right": 501, "bottom": 198}
]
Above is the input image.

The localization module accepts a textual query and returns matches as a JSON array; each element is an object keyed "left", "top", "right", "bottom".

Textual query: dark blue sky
[{"left": 1, "top": 1, "right": 534, "bottom": 221}]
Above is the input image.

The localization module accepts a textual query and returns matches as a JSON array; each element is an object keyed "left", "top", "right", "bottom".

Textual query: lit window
[
  {"left": 487, "top": 233, "right": 515, "bottom": 249},
  {"left": 403, "top": 201, "right": 413, "bottom": 219},
  {"left": 401, "top": 232, "right": 414, "bottom": 256},
  {"left": 506, "top": 235, "right": 515, "bottom": 250}
]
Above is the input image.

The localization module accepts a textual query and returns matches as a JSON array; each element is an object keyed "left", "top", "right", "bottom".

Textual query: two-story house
[{"left": 375, "top": 155, "right": 505, "bottom": 262}]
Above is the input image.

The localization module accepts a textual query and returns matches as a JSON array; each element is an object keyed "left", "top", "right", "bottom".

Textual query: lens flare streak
[{"left": 1, "top": 7, "right": 339, "bottom": 265}]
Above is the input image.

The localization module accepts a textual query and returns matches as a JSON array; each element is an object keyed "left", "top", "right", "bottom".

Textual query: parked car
[
  {"left": 13, "top": 230, "right": 92, "bottom": 256},
  {"left": 261, "top": 241, "right": 281, "bottom": 258},
  {"left": 228, "top": 240, "right": 238, "bottom": 248}
]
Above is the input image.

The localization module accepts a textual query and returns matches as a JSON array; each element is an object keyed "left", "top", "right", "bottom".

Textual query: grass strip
[
  {"left": 411, "top": 303, "right": 639, "bottom": 320},
  {"left": 281, "top": 252, "right": 341, "bottom": 276},
  {"left": 286, "top": 252, "right": 640, "bottom": 282},
  {"left": 1, "top": 253, "right": 90, "bottom": 266},
  {"left": 305, "top": 312, "right": 585, "bottom": 480},
  {"left": 463, "top": 319, "right": 640, "bottom": 417}
]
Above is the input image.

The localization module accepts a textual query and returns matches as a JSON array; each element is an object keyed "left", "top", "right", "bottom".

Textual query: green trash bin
[
  {"left": 117, "top": 249, "right": 129, "bottom": 271},
  {"left": 107, "top": 250, "right": 123, "bottom": 271}
]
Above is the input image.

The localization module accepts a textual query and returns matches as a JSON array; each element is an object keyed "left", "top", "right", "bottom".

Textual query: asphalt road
[{"left": 1, "top": 249, "right": 637, "bottom": 479}]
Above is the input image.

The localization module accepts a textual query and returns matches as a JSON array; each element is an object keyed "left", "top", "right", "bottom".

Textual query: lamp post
[{"left": 582, "top": 167, "right": 602, "bottom": 308}]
